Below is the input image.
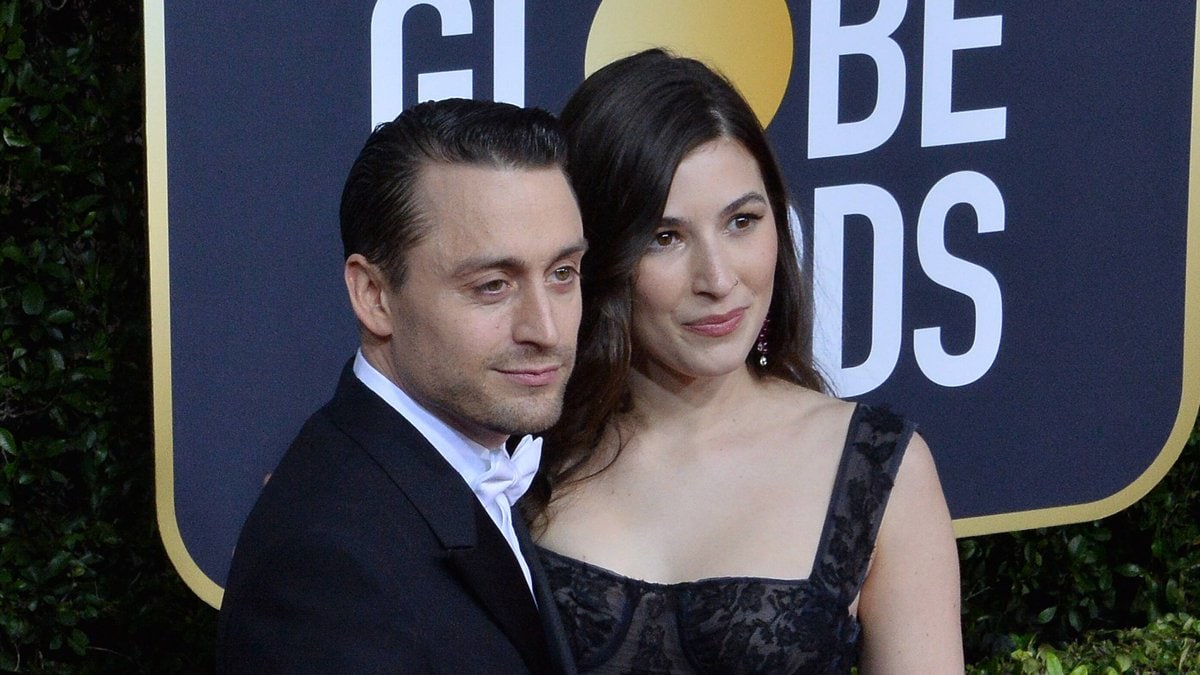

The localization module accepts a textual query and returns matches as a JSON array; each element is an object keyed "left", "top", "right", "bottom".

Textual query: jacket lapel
[
  {"left": 516, "top": 514, "right": 578, "bottom": 675},
  {"left": 447, "top": 504, "right": 554, "bottom": 674},
  {"left": 325, "top": 362, "right": 554, "bottom": 673}
]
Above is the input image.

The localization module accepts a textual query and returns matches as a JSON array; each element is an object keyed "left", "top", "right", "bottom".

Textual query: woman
[{"left": 525, "top": 50, "right": 963, "bottom": 673}]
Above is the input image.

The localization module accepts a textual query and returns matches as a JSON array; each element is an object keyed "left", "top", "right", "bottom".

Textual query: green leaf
[
  {"left": 1036, "top": 606, "right": 1058, "bottom": 623},
  {"left": 46, "top": 308, "right": 75, "bottom": 324},
  {"left": 1045, "top": 651, "right": 1064, "bottom": 675},
  {"left": 1165, "top": 578, "right": 1183, "bottom": 606},
  {"left": 72, "top": 194, "right": 102, "bottom": 212},
  {"left": 1115, "top": 563, "right": 1143, "bottom": 578},
  {"left": 0, "top": 242, "right": 22, "bottom": 262},
  {"left": 47, "top": 348, "right": 65, "bottom": 372},
  {"left": 2, "top": 126, "right": 29, "bottom": 147},
  {"left": 5, "top": 38, "right": 23, "bottom": 60},
  {"left": 1068, "top": 666, "right": 1089, "bottom": 675},
  {"left": 67, "top": 627, "right": 88, "bottom": 655},
  {"left": 958, "top": 539, "right": 977, "bottom": 558},
  {"left": 21, "top": 283, "right": 44, "bottom": 315},
  {"left": 0, "top": 428, "right": 15, "bottom": 454},
  {"left": 1068, "top": 607, "right": 1083, "bottom": 632}
]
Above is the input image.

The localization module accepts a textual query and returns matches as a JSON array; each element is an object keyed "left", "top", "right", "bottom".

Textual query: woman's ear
[{"left": 344, "top": 253, "right": 395, "bottom": 339}]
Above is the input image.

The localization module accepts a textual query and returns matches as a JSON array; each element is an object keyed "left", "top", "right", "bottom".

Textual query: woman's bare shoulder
[
  {"left": 759, "top": 380, "right": 857, "bottom": 435},
  {"left": 858, "top": 427, "right": 963, "bottom": 669}
]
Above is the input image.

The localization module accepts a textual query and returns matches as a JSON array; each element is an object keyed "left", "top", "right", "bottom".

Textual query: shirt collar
[{"left": 353, "top": 349, "right": 499, "bottom": 482}]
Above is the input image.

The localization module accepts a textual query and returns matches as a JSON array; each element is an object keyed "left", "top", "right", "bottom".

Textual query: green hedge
[
  {"left": 969, "top": 614, "right": 1199, "bottom": 674},
  {"left": 1, "top": 1, "right": 1197, "bottom": 672},
  {"left": 1, "top": 2, "right": 215, "bottom": 672},
  {"left": 959, "top": 426, "right": 1200, "bottom": 662}
]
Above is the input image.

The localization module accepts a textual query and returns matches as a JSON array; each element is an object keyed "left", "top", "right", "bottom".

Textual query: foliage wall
[
  {"left": 0, "top": 1, "right": 1196, "bottom": 672},
  {"left": 960, "top": 428, "right": 1199, "bottom": 663},
  {"left": 1, "top": 1, "right": 216, "bottom": 672}
]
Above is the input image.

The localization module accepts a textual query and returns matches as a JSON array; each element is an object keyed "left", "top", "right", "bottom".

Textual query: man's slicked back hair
[{"left": 339, "top": 98, "right": 567, "bottom": 288}]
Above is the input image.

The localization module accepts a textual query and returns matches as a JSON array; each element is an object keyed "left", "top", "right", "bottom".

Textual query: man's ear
[{"left": 344, "top": 253, "right": 395, "bottom": 339}]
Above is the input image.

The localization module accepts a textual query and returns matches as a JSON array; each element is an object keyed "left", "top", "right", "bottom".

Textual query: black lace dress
[{"left": 537, "top": 405, "right": 912, "bottom": 674}]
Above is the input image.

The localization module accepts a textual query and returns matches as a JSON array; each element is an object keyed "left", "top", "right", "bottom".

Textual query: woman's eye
[
  {"left": 731, "top": 213, "right": 762, "bottom": 231},
  {"left": 652, "top": 231, "right": 679, "bottom": 247}
]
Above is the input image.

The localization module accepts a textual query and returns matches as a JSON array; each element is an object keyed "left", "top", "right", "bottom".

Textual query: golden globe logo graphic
[
  {"left": 369, "top": 0, "right": 794, "bottom": 129},
  {"left": 584, "top": 0, "right": 794, "bottom": 128},
  {"left": 370, "top": 0, "right": 527, "bottom": 127},
  {"left": 148, "top": 1, "right": 1200, "bottom": 607}
]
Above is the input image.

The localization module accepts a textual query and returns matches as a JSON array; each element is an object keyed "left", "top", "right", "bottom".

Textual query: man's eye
[
  {"left": 477, "top": 279, "right": 508, "bottom": 294},
  {"left": 551, "top": 266, "right": 578, "bottom": 282}
]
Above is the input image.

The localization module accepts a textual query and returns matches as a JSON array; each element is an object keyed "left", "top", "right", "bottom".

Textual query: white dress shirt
[{"left": 353, "top": 350, "right": 537, "bottom": 597}]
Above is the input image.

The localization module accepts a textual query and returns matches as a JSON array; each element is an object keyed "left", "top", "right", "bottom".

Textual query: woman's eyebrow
[
  {"left": 720, "top": 192, "right": 768, "bottom": 218},
  {"left": 661, "top": 191, "right": 768, "bottom": 227}
]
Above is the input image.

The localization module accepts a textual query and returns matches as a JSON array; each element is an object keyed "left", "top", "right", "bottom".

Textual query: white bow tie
[{"left": 470, "top": 434, "right": 543, "bottom": 508}]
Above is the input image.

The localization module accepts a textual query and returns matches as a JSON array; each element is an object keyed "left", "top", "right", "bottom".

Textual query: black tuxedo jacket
[{"left": 216, "top": 363, "right": 576, "bottom": 674}]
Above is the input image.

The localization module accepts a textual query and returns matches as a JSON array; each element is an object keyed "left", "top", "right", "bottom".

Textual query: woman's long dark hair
[{"left": 526, "top": 49, "right": 825, "bottom": 525}]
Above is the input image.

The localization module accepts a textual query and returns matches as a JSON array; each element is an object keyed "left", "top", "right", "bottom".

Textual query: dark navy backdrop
[
  {"left": 780, "top": 3, "right": 1193, "bottom": 518},
  {"left": 153, "top": 1, "right": 1197, "bottom": 594}
]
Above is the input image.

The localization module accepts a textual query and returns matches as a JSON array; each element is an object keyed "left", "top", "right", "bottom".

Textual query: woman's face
[{"left": 630, "top": 137, "right": 778, "bottom": 382}]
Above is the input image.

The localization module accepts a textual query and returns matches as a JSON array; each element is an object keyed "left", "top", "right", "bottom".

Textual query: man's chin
[{"left": 496, "top": 395, "right": 565, "bottom": 437}]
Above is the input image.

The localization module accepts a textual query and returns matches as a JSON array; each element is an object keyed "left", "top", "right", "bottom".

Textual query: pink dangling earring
[{"left": 755, "top": 318, "right": 770, "bottom": 367}]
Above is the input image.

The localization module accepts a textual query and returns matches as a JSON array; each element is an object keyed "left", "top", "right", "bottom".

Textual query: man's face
[{"left": 380, "top": 163, "right": 585, "bottom": 448}]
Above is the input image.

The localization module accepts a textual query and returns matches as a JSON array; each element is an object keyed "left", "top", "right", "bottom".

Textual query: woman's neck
[{"left": 625, "top": 361, "right": 764, "bottom": 437}]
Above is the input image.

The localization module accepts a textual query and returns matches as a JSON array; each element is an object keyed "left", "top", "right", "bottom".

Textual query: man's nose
[{"left": 512, "top": 284, "right": 560, "bottom": 347}]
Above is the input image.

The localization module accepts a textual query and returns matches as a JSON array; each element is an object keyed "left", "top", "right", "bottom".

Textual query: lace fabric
[{"left": 537, "top": 404, "right": 912, "bottom": 674}]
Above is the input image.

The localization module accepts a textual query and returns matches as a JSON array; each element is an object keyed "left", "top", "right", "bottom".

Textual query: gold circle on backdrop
[{"left": 584, "top": 0, "right": 794, "bottom": 128}]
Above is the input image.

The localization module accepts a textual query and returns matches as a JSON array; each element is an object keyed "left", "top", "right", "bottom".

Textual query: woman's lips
[{"left": 683, "top": 308, "right": 746, "bottom": 337}]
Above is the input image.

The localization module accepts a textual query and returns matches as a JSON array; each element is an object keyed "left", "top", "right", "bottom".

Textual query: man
[{"left": 216, "top": 99, "right": 586, "bottom": 673}]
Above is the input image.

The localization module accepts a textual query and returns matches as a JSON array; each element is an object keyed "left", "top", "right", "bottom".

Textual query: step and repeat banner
[{"left": 145, "top": 1, "right": 1200, "bottom": 606}]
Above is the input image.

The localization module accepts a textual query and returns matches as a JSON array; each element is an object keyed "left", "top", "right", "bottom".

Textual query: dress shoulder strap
[{"left": 808, "top": 404, "right": 913, "bottom": 604}]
